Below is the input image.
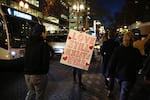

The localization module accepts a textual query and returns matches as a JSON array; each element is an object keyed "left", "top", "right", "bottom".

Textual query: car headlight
[
  {"left": 11, "top": 51, "right": 16, "bottom": 56},
  {"left": 94, "top": 45, "right": 100, "bottom": 49}
]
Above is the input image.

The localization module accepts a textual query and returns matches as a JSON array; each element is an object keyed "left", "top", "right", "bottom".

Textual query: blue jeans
[{"left": 116, "top": 79, "right": 134, "bottom": 100}]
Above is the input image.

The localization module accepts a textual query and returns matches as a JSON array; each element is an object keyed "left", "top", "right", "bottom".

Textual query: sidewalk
[
  {"left": 46, "top": 57, "right": 118, "bottom": 100},
  {"left": 46, "top": 56, "right": 150, "bottom": 100},
  {"left": 1, "top": 55, "right": 150, "bottom": 100},
  {"left": 46, "top": 74, "right": 109, "bottom": 100}
]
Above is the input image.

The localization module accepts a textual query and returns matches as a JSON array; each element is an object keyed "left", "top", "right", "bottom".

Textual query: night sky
[
  {"left": 91, "top": 0, "right": 126, "bottom": 28},
  {"left": 99, "top": 0, "right": 125, "bottom": 16}
]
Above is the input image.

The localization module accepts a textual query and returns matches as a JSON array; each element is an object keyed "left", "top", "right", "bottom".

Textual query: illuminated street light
[
  {"left": 79, "top": 4, "right": 84, "bottom": 10},
  {"left": 72, "top": 2, "right": 84, "bottom": 30},
  {"left": 73, "top": 5, "right": 77, "bottom": 10},
  {"left": 24, "top": 3, "right": 29, "bottom": 9},
  {"left": 19, "top": 1, "right": 24, "bottom": 7},
  {"left": 73, "top": 4, "right": 84, "bottom": 12},
  {"left": 19, "top": 1, "right": 29, "bottom": 12}
]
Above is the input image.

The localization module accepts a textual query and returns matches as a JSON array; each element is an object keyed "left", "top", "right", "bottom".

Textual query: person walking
[
  {"left": 100, "top": 31, "right": 119, "bottom": 97},
  {"left": 72, "top": 67, "right": 85, "bottom": 89},
  {"left": 24, "top": 24, "right": 50, "bottom": 100},
  {"left": 142, "top": 55, "right": 150, "bottom": 84},
  {"left": 133, "top": 34, "right": 150, "bottom": 74},
  {"left": 142, "top": 35, "right": 150, "bottom": 84},
  {"left": 106, "top": 31, "right": 142, "bottom": 100}
]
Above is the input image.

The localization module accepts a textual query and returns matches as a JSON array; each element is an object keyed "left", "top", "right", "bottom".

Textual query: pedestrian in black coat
[
  {"left": 100, "top": 31, "right": 119, "bottom": 96},
  {"left": 106, "top": 31, "right": 142, "bottom": 100},
  {"left": 24, "top": 24, "right": 50, "bottom": 100},
  {"left": 142, "top": 55, "right": 150, "bottom": 84}
]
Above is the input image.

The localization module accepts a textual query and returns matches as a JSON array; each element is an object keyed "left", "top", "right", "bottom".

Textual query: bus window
[
  {"left": 0, "top": 16, "right": 7, "bottom": 49},
  {"left": 5, "top": 15, "right": 36, "bottom": 48}
]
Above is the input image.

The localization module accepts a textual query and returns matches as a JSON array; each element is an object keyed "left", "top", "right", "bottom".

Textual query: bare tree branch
[{"left": 43, "top": 0, "right": 58, "bottom": 16}]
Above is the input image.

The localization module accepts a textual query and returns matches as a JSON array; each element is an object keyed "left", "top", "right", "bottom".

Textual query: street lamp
[
  {"left": 19, "top": 1, "right": 29, "bottom": 12},
  {"left": 73, "top": 4, "right": 84, "bottom": 13},
  {"left": 72, "top": 2, "right": 84, "bottom": 31},
  {"left": 19, "top": 1, "right": 24, "bottom": 7}
]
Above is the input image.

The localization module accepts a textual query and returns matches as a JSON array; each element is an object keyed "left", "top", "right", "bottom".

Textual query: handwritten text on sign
[{"left": 60, "top": 29, "right": 96, "bottom": 70}]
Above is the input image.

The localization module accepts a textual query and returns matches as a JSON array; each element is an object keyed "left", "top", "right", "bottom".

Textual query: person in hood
[{"left": 24, "top": 24, "right": 50, "bottom": 100}]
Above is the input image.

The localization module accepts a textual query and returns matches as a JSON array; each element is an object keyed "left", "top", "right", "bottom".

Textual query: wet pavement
[{"left": 0, "top": 55, "right": 150, "bottom": 100}]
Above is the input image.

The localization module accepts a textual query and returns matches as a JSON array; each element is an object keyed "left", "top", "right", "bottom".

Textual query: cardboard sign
[{"left": 60, "top": 29, "right": 96, "bottom": 71}]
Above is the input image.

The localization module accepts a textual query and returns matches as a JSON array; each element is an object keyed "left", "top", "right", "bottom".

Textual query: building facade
[
  {"left": 0, "top": 0, "right": 69, "bottom": 34},
  {"left": 69, "top": 0, "right": 90, "bottom": 31}
]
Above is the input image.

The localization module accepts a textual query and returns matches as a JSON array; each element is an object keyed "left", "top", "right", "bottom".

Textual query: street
[{"left": 0, "top": 55, "right": 150, "bottom": 100}]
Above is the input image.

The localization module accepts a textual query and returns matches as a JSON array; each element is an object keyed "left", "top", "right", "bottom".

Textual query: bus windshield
[{"left": 5, "top": 15, "right": 37, "bottom": 48}]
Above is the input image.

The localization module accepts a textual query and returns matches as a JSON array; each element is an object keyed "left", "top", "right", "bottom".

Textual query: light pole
[
  {"left": 73, "top": 2, "right": 84, "bottom": 31},
  {"left": 19, "top": 1, "right": 29, "bottom": 12}
]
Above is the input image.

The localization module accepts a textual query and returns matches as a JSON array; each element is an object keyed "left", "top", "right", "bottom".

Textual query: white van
[{"left": 47, "top": 34, "right": 67, "bottom": 54}]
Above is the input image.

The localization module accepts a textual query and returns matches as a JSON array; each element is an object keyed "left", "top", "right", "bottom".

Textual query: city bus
[{"left": 0, "top": 4, "right": 39, "bottom": 64}]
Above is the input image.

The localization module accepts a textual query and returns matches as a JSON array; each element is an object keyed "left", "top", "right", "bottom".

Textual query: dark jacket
[
  {"left": 142, "top": 56, "right": 150, "bottom": 78},
  {"left": 101, "top": 39, "right": 119, "bottom": 75},
  {"left": 106, "top": 45, "right": 142, "bottom": 81},
  {"left": 24, "top": 36, "right": 50, "bottom": 75}
]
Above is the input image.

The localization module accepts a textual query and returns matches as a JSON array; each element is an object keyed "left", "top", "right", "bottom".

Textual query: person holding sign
[
  {"left": 60, "top": 29, "right": 96, "bottom": 90},
  {"left": 72, "top": 29, "right": 87, "bottom": 90},
  {"left": 72, "top": 67, "right": 85, "bottom": 89}
]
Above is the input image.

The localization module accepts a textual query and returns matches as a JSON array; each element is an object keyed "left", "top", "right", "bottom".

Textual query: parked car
[{"left": 47, "top": 34, "right": 67, "bottom": 55}]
